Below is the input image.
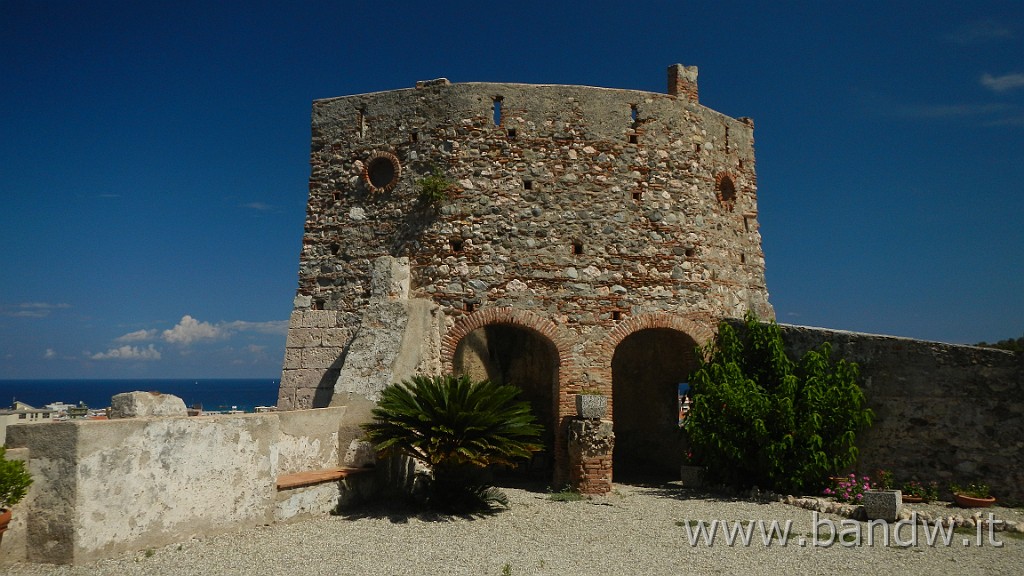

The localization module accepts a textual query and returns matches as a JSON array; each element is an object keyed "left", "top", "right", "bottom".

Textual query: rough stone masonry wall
[
  {"left": 279, "top": 67, "right": 773, "bottom": 413},
  {"left": 777, "top": 325, "right": 1024, "bottom": 504}
]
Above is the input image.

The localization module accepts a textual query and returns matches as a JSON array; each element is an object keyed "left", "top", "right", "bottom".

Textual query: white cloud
[
  {"left": 2, "top": 302, "right": 71, "bottom": 318},
  {"left": 223, "top": 320, "right": 289, "bottom": 335},
  {"left": 162, "top": 315, "right": 223, "bottom": 345},
  {"left": 949, "top": 21, "right": 1013, "bottom": 45},
  {"left": 981, "top": 73, "right": 1024, "bottom": 92},
  {"left": 900, "top": 103, "right": 1009, "bottom": 118},
  {"left": 243, "top": 202, "right": 273, "bottom": 211},
  {"left": 44, "top": 348, "right": 57, "bottom": 359},
  {"left": 91, "top": 344, "right": 162, "bottom": 361},
  {"left": 116, "top": 329, "right": 159, "bottom": 342}
]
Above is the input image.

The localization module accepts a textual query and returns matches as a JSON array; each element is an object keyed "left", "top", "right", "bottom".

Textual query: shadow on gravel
[
  {"left": 335, "top": 489, "right": 510, "bottom": 524},
  {"left": 621, "top": 479, "right": 781, "bottom": 506}
]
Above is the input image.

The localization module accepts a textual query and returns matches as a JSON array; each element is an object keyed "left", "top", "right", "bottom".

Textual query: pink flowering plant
[
  {"left": 823, "top": 474, "right": 872, "bottom": 503},
  {"left": 901, "top": 480, "right": 939, "bottom": 502}
]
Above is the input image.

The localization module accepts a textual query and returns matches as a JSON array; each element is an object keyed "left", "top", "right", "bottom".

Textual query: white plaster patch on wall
[
  {"left": 74, "top": 417, "right": 275, "bottom": 553},
  {"left": 274, "top": 433, "right": 339, "bottom": 474}
]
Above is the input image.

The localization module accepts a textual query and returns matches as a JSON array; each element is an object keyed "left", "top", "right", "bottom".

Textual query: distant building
[{"left": 0, "top": 402, "right": 57, "bottom": 445}]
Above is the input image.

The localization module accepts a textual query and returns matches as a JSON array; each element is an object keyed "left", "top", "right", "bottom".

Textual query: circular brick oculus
[{"left": 362, "top": 151, "right": 401, "bottom": 193}]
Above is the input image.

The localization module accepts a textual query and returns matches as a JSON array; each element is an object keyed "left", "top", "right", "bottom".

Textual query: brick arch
[
  {"left": 715, "top": 171, "right": 738, "bottom": 212},
  {"left": 441, "top": 307, "right": 575, "bottom": 375},
  {"left": 595, "top": 312, "right": 715, "bottom": 374},
  {"left": 442, "top": 307, "right": 578, "bottom": 485}
]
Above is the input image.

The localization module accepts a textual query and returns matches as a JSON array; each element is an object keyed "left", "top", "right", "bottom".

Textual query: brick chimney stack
[{"left": 667, "top": 64, "right": 699, "bottom": 103}]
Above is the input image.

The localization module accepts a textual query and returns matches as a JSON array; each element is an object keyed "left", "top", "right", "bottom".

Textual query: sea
[{"left": 0, "top": 379, "right": 280, "bottom": 413}]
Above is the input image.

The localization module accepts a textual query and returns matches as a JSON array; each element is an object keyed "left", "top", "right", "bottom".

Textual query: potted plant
[
  {"left": 574, "top": 388, "right": 607, "bottom": 419},
  {"left": 900, "top": 480, "right": 938, "bottom": 503},
  {"left": 951, "top": 482, "right": 996, "bottom": 508},
  {"left": 0, "top": 447, "right": 33, "bottom": 544}
]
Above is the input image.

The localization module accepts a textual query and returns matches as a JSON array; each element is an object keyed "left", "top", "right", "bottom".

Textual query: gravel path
[{"left": 6, "top": 483, "right": 1023, "bottom": 576}]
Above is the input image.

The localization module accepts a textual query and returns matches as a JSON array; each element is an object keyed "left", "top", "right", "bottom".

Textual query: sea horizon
[{"left": 0, "top": 378, "right": 281, "bottom": 413}]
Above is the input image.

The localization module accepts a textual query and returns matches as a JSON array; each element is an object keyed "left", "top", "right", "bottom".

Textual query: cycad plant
[{"left": 362, "top": 374, "right": 543, "bottom": 512}]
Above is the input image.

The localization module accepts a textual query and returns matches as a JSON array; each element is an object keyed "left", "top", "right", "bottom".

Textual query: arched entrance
[
  {"left": 452, "top": 323, "right": 558, "bottom": 476},
  {"left": 611, "top": 328, "right": 699, "bottom": 480}
]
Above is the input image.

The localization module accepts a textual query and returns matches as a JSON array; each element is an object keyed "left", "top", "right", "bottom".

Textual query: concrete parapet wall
[
  {"left": 776, "top": 324, "right": 1023, "bottom": 504},
  {"left": 3, "top": 407, "right": 349, "bottom": 565}
]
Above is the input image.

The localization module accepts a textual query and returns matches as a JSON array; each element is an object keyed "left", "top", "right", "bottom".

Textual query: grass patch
[{"left": 548, "top": 487, "right": 584, "bottom": 502}]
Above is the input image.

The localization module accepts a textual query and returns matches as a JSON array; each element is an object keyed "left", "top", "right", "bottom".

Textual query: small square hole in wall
[
  {"left": 410, "top": 132, "right": 418, "bottom": 143},
  {"left": 507, "top": 128, "right": 517, "bottom": 139},
  {"left": 612, "top": 310, "right": 622, "bottom": 321},
  {"left": 523, "top": 180, "right": 533, "bottom": 190},
  {"left": 740, "top": 253, "right": 747, "bottom": 264},
  {"left": 571, "top": 241, "right": 584, "bottom": 255},
  {"left": 313, "top": 298, "right": 326, "bottom": 311},
  {"left": 330, "top": 243, "right": 341, "bottom": 256},
  {"left": 632, "top": 191, "right": 643, "bottom": 201},
  {"left": 628, "top": 134, "right": 639, "bottom": 144},
  {"left": 450, "top": 238, "right": 464, "bottom": 252},
  {"left": 333, "top": 192, "right": 341, "bottom": 201},
  {"left": 685, "top": 248, "right": 695, "bottom": 258},
  {"left": 464, "top": 301, "right": 476, "bottom": 313}
]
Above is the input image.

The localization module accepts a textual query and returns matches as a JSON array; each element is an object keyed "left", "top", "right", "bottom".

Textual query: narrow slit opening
[
  {"left": 492, "top": 97, "right": 503, "bottom": 126},
  {"left": 571, "top": 241, "right": 584, "bottom": 255}
]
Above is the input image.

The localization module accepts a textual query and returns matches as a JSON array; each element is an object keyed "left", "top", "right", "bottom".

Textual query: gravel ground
[{"left": 6, "top": 483, "right": 1023, "bottom": 576}]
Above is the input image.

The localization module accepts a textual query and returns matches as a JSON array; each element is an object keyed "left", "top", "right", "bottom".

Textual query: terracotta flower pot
[
  {"left": 954, "top": 493, "right": 996, "bottom": 508},
  {"left": 0, "top": 507, "right": 11, "bottom": 545}
]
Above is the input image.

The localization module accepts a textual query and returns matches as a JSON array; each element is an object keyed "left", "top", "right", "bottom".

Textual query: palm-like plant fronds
[{"left": 361, "top": 374, "right": 543, "bottom": 512}]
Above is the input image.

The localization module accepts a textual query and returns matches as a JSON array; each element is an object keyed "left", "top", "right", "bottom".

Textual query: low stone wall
[
  {"left": 3, "top": 407, "right": 354, "bottom": 565},
  {"left": 776, "top": 324, "right": 1023, "bottom": 505}
]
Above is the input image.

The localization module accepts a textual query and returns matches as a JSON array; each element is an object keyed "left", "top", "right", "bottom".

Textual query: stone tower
[{"left": 279, "top": 64, "right": 773, "bottom": 482}]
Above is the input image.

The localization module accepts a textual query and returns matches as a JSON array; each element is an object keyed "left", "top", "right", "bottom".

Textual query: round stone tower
[{"left": 279, "top": 64, "right": 773, "bottom": 483}]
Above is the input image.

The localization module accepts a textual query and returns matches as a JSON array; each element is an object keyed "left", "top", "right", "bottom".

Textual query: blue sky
[{"left": 2, "top": 1, "right": 1022, "bottom": 379}]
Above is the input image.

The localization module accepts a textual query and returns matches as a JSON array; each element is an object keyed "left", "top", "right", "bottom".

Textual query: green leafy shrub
[
  {"left": 0, "top": 446, "right": 32, "bottom": 509},
  {"left": 684, "top": 312, "right": 873, "bottom": 494},
  {"left": 417, "top": 167, "right": 455, "bottom": 205},
  {"left": 362, "top": 374, "right": 542, "bottom": 512}
]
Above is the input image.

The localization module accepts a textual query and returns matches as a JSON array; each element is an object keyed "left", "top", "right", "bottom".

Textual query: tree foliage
[
  {"left": 0, "top": 446, "right": 33, "bottom": 509},
  {"left": 684, "top": 312, "right": 873, "bottom": 494},
  {"left": 975, "top": 334, "right": 1024, "bottom": 353},
  {"left": 362, "top": 374, "right": 542, "bottom": 512}
]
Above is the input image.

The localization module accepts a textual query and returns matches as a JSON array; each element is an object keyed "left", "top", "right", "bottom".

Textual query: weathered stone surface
[
  {"left": 862, "top": 490, "right": 902, "bottom": 522},
  {"left": 109, "top": 391, "right": 187, "bottom": 418},
  {"left": 4, "top": 408, "right": 351, "bottom": 565}
]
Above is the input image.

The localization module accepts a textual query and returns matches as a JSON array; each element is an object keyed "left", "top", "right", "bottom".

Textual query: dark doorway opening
[
  {"left": 612, "top": 328, "right": 698, "bottom": 481},
  {"left": 452, "top": 324, "right": 558, "bottom": 479}
]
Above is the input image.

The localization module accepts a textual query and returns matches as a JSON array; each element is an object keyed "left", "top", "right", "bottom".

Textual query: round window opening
[{"left": 363, "top": 152, "right": 401, "bottom": 193}]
